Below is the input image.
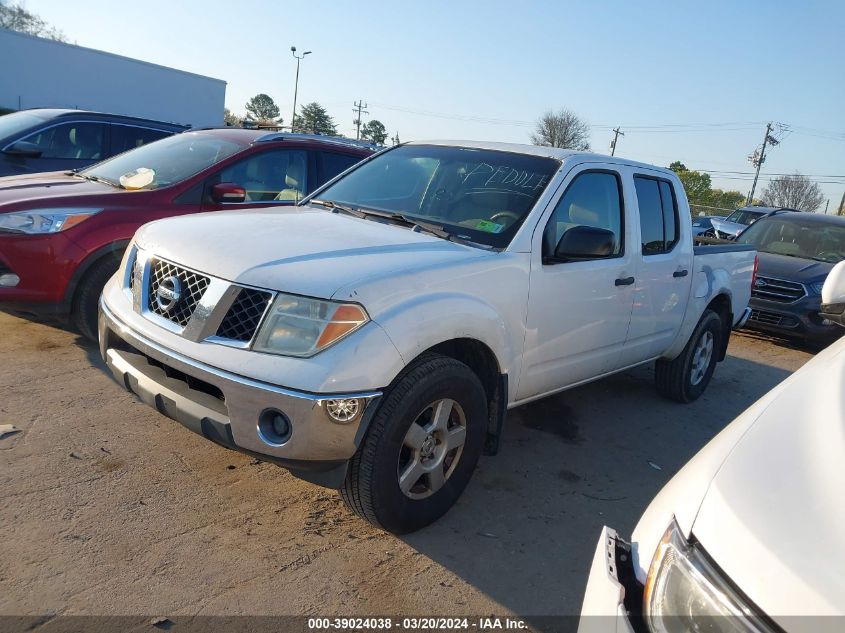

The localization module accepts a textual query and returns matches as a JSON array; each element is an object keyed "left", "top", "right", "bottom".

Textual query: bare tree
[
  {"left": 0, "top": 1, "right": 67, "bottom": 41},
  {"left": 530, "top": 109, "right": 591, "bottom": 150},
  {"left": 760, "top": 173, "right": 824, "bottom": 212}
]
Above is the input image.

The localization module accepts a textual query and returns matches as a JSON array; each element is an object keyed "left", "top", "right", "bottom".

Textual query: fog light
[
  {"left": 0, "top": 273, "right": 20, "bottom": 288},
  {"left": 257, "top": 409, "right": 292, "bottom": 446},
  {"left": 325, "top": 398, "right": 361, "bottom": 423}
]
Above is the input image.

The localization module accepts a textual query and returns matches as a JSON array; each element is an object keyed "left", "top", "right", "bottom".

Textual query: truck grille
[
  {"left": 216, "top": 288, "right": 273, "bottom": 342},
  {"left": 751, "top": 276, "right": 806, "bottom": 303},
  {"left": 147, "top": 259, "right": 210, "bottom": 327}
]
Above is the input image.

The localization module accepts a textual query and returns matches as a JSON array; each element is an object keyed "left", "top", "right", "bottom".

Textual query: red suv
[{"left": 0, "top": 129, "right": 375, "bottom": 339}]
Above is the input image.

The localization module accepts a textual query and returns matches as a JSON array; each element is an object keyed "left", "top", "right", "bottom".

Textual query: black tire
[
  {"left": 71, "top": 256, "right": 122, "bottom": 342},
  {"left": 655, "top": 309, "right": 723, "bottom": 403},
  {"left": 341, "top": 354, "right": 487, "bottom": 534}
]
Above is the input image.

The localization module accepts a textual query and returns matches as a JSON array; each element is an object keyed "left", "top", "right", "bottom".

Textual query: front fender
[{"left": 373, "top": 291, "right": 515, "bottom": 389}]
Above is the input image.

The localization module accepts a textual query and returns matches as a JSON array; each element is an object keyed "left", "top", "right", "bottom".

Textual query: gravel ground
[{"left": 0, "top": 312, "right": 814, "bottom": 622}]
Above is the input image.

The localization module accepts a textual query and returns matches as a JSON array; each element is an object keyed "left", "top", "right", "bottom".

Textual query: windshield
[
  {"left": 738, "top": 217, "right": 845, "bottom": 263},
  {"left": 80, "top": 132, "right": 242, "bottom": 189},
  {"left": 314, "top": 144, "right": 560, "bottom": 248},
  {"left": 724, "top": 209, "right": 764, "bottom": 225},
  {"left": 0, "top": 111, "right": 49, "bottom": 141}
]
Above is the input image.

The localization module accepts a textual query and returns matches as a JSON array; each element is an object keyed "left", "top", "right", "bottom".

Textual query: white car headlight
[
  {"left": 0, "top": 208, "right": 103, "bottom": 234},
  {"left": 644, "top": 519, "right": 775, "bottom": 633},
  {"left": 253, "top": 293, "right": 369, "bottom": 357}
]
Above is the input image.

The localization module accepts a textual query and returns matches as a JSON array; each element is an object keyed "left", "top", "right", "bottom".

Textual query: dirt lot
[{"left": 0, "top": 312, "right": 814, "bottom": 620}]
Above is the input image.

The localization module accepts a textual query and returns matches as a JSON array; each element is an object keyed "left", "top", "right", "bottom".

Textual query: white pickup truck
[{"left": 98, "top": 141, "right": 756, "bottom": 533}]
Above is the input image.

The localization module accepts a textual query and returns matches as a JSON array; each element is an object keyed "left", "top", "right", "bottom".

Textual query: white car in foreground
[{"left": 579, "top": 262, "right": 845, "bottom": 632}]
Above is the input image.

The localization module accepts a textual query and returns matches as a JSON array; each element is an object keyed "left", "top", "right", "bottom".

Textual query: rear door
[
  {"left": 619, "top": 172, "right": 693, "bottom": 364},
  {"left": 315, "top": 150, "right": 365, "bottom": 189},
  {"left": 517, "top": 164, "right": 636, "bottom": 400},
  {"left": 109, "top": 124, "right": 172, "bottom": 157}
]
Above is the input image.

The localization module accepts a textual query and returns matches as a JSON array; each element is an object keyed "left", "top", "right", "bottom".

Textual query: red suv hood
[{"left": 0, "top": 170, "right": 123, "bottom": 211}]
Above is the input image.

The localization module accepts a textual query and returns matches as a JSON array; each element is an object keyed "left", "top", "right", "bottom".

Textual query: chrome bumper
[{"left": 98, "top": 299, "right": 382, "bottom": 486}]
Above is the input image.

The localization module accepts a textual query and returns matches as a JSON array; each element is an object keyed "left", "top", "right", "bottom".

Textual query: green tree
[
  {"left": 669, "top": 161, "right": 744, "bottom": 214},
  {"left": 244, "top": 94, "right": 281, "bottom": 124},
  {"left": 0, "top": 1, "right": 66, "bottom": 41},
  {"left": 361, "top": 119, "right": 388, "bottom": 145},
  {"left": 223, "top": 108, "right": 242, "bottom": 127},
  {"left": 292, "top": 102, "right": 337, "bottom": 135}
]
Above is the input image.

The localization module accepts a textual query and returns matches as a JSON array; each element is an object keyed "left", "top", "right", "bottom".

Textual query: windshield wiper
[
  {"left": 74, "top": 172, "right": 119, "bottom": 188},
  {"left": 310, "top": 198, "right": 364, "bottom": 217}
]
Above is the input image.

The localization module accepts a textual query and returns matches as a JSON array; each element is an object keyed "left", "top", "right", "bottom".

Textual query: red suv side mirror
[{"left": 211, "top": 182, "right": 246, "bottom": 204}]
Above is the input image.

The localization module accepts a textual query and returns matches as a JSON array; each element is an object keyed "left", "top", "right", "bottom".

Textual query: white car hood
[
  {"left": 133, "top": 206, "right": 488, "bottom": 301},
  {"left": 691, "top": 338, "right": 845, "bottom": 619}
]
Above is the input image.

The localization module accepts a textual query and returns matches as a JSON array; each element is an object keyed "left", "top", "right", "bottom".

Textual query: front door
[{"left": 517, "top": 165, "right": 636, "bottom": 402}]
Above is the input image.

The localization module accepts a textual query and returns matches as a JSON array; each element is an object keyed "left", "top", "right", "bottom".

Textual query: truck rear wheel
[
  {"left": 655, "top": 309, "right": 723, "bottom": 403},
  {"left": 341, "top": 354, "right": 487, "bottom": 534}
]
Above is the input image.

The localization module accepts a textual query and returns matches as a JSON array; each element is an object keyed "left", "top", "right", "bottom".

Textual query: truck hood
[
  {"left": 756, "top": 251, "right": 833, "bottom": 285},
  {"left": 134, "top": 206, "right": 490, "bottom": 300},
  {"left": 690, "top": 337, "right": 845, "bottom": 619},
  {"left": 0, "top": 170, "right": 121, "bottom": 210}
]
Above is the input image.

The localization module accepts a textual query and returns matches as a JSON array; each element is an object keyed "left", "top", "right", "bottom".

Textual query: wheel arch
[
  {"left": 402, "top": 337, "right": 508, "bottom": 456},
  {"left": 64, "top": 240, "right": 130, "bottom": 311},
  {"left": 706, "top": 293, "right": 733, "bottom": 361}
]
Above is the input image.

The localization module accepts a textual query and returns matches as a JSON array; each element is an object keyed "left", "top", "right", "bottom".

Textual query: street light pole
[{"left": 290, "top": 46, "right": 311, "bottom": 132}]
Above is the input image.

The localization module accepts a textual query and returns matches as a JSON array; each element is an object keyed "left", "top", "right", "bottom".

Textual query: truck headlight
[
  {"left": 253, "top": 293, "right": 369, "bottom": 357},
  {"left": 0, "top": 208, "right": 102, "bottom": 234},
  {"left": 644, "top": 519, "right": 774, "bottom": 633}
]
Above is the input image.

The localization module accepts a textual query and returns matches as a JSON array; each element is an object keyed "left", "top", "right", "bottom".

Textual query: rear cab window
[{"left": 634, "top": 175, "right": 680, "bottom": 254}]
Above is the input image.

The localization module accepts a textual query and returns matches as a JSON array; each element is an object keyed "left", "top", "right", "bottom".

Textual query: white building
[{"left": 0, "top": 28, "right": 226, "bottom": 127}]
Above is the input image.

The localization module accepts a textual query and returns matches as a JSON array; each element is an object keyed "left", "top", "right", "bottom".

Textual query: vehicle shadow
[{"left": 400, "top": 354, "right": 795, "bottom": 624}]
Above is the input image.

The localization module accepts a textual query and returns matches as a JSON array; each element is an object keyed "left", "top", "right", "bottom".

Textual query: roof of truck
[{"left": 406, "top": 139, "right": 671, "bottom": 172}]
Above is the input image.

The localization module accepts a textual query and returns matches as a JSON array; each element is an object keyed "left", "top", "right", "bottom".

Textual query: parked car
[
  {"left": 691, "top": 215, "right": 717, "bottom": 236},
  {"left": 736, "top": 211, "right": 845, "bottom": 346},
  {"left": 0, "top": 108, "right": 187, "bottom": 177},
  {"left": 97, "top": 141, "right": 757, "bottom": 533},
  {"left": 710, "top": 206, "right": 792, "bottom": 240},
  {"left": 579, "top": 261, "right": 845, "bottom": 632},
  {"left": 0, "top": 129, "right": 375, "bottom": 339}
]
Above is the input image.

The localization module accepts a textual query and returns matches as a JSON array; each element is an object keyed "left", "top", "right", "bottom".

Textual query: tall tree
[
  {"left": 761, "top": 173, "right": 824, "bottom": 212},
  {"left": 292, "top": 102, "right": 337, "bottom": 135},
  {"left": 244, "top": 94, "right": 281, "bottom": 125},
  {"left": 530, "top": 108, "right": 590, "bottom": 150},
  {"left": 0, "top": 1, "right": 67, "bottom": 41},
  {"left": 360, "top": 119, "right": 388, "bottom": 145},
  {"left": 223, "top": 108, "right": 242, "bottom": 127}
]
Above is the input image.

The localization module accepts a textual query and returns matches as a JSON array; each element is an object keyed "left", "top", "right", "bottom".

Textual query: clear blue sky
[{"left": 28, "top": 0, "right": 845, "bottom": 209}]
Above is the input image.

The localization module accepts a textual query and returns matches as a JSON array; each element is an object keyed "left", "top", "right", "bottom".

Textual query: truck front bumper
[
  {"left": 99, "top": 300, "right": 382, "bottom": 488},
  {"left": 578, "top": 527, "right": 642, "bottom": 633}
]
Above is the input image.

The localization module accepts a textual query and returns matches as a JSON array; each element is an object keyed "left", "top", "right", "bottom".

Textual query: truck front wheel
[
  {"left": 341, "top": 354, "right": 487, "bottom": 533},
  {"left": 655, "top": 309, "right": 723, "bottom": 403}
]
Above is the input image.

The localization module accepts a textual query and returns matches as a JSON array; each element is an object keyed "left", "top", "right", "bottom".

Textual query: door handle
[
  {"left": 615, "top": 277, "right": 635, "bottom": 286},
  {"left": 673, "top": 269, "right": 689, "bottom": 278}
]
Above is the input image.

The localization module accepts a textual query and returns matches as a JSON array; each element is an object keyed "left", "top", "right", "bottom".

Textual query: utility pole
[
  {"left": 352, "top": 100, "right": 369, "bottom": 140},
  {"left": 609, "top": 126, "right": 624, "bottom": 156},
  {"left": 290, "top": 47, "right": 312, "bottom": 132},
  {"left": 747, "top": 122, "right": 778, "bottom": 205},
  {"left": 391, "top": 132, "right": 401, "bottom": 146},
  {"left": 838, "top": 190, "right": 845, "bottom": 216},
  {"left": 824, "top": 199, "right": 830, "bottom": 214}
]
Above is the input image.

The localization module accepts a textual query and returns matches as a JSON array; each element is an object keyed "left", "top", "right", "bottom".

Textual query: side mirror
[
  {"left": 211, "top": 182, "right": 246, "bottom": 204},
  {"left": 551, "top": 226, "right": 616, "bottom": 261},
  {"left": 820, "top": 260, "right": 845, "bottom": 328},
  {"left": 3, "top": 141, "right": 42, "bottom": 158}
]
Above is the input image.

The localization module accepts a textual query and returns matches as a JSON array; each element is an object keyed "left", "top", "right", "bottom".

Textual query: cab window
[{"left": 542, "top": 171, "right": 624, "bottom": 260}]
